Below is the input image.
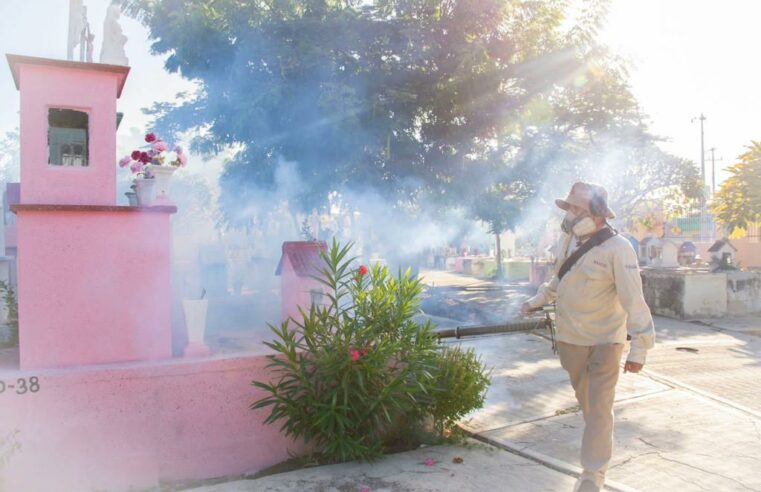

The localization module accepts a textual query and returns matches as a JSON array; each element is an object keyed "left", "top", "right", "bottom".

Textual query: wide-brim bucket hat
[{"left": 555, "top": 182, "right": 616, "bottom": 219}]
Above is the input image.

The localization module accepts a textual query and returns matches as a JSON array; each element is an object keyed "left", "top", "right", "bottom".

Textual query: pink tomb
[
  {"left": 0, "top": 55, "right": 302, "bottom": 491},
  {"left": 276, "top": 240, "right": 328, "bottom": 323}
]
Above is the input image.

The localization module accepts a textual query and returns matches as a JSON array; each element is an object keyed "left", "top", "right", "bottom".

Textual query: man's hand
[
  {"left": 520, "top": 302, "right": 536, "bottom": 316},
  {"left": 624, "top": 360, "right": 643, "bottom": 373}
]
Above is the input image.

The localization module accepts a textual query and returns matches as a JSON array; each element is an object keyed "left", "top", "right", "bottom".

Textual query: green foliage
[
  {"left": 300, "top": 217, "right": 316, "bottom": 241},
  {"left": 251, "top": 240, "right": 490, "bottom": 462},
  {"left": 472, "top": 183, "right": 527, "bottom": 237},
  {"left": 712, "top": 141, "right": 761, "bottom": 233},
  {"left": 471, "top": 182, "right": 528, "bottom": 277},
  {"left": 252, "top": 240, "right": 440, "bottom": 462},
  {"left": 123, "top": 1, "right": 697, "bottom": 237},
  {"left": 123, "top": 1, "right": 596, "bottom": 215},
  {"left": 0, "top": 281, "right": 18, "bottom": 348},
  {"left": 428, "top": 345, "right": 491, "bottom": 434},
  {"left": 491, "top": 53, "right": 703, "bottom": 227}
]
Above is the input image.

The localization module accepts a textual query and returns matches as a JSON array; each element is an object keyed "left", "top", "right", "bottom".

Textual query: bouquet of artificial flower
[{"left": 118, "top": 132, "right": 188, "bottom": 177}]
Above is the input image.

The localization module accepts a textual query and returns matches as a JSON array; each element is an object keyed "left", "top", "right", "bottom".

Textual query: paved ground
[
  {"left": 458, "top": 325, "right": 761, "bottom": 492},
  {"left": 190, "top": 441, "right": 578, "bottom": 492},
  {"left": 191, "top": 270, "right": 761, "bottom": 492}
]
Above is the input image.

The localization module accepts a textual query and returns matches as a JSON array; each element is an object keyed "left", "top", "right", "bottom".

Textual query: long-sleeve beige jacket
[{"left": 526, "top": 231, "right": 655, "bottom": 364}]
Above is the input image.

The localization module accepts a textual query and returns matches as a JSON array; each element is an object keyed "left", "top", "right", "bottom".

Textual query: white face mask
[
  {"left": 572, "top": 216, "right": 597, "bottom": 238},
  {"left": 561, "top": 210, "right": 597, "bottom": 238}
]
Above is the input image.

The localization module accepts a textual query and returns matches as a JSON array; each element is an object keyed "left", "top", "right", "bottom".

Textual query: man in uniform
[{"left": 522, "top": 182, "right": 655, "bottom": 492}]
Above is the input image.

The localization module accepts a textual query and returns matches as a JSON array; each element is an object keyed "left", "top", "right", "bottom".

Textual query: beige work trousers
[{"left": 557, "top": 341, "right": 624, "bottom": 488}]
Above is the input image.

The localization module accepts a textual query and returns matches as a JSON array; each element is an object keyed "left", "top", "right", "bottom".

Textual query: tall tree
[
  {"left": 123, "top": 1, "right": 589, "bottom": 218},
  {"left": 712, "top": 141, "right": 761, "bottom": 233},
  {"left": 466, "top": 50, "right": 701, "bottom": 252},
  {"left": 471, "top": 181, "right": 528, "bottom": 277},
  {"left": 124, "top": 0, "right": 698, "bottom": 249}
]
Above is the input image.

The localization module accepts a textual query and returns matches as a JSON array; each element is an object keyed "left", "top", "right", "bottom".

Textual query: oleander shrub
[{"left": 252, "top": 240, "right": 490, "bottom": 463}]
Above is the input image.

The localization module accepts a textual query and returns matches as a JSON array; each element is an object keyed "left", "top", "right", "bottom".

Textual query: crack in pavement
[
  {"left": 608, "top": 451, "right": 659, "bottom": 469},
  {"left": 637, "top": 437, "right": 658, "bottom": 448}
]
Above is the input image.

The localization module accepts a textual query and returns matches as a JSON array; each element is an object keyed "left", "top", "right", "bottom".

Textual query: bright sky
[
  {"left": 0, "top": 0, "right": 194, "bottom": 143},
  {"left": 1, "top": 0, "right": 759, "bottom": 190},
  {"left": 600, "top": 0, "right": 761, "bottom": 190}
]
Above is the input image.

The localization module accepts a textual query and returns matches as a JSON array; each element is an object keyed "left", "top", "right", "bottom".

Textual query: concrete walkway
[
  {"left": 189, "top": 271, "right": 761, "bottom": 491},
  {"left": 457, "top": 318, "right": 761, "bottom": 491},
  {"left": 189, "top": 441, "right": 578, "bottom": 492}
]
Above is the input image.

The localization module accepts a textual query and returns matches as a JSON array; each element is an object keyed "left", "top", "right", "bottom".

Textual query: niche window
[
  {"left": 310, "top": 288, "right": 325, "bottom": 306},
  {"left": 48, "top": 108, "right": 89, "bottom": 167}
]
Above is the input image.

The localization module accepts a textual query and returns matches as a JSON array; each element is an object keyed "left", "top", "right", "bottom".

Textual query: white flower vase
[
  {"left": 147, "top": 164, "right": 178, "bottom": 204},
  {"left": 183, "top": 299, "right": 210, "bottom": 357},
  {"left": 134, "top": 178, "right": 156, "bottom": 207}
]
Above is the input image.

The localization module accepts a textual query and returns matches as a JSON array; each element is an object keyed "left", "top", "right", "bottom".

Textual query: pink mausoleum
[{"left": 0, "top": 55, "right": 303, "bottom": 491}]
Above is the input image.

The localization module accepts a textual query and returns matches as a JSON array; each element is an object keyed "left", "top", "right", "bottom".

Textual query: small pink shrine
[
  {"left": 276, "top": 240, "right": 328, "bottom": 322},
  {"left": 0, "top": 55, "right": 302, "bottom": 491}
]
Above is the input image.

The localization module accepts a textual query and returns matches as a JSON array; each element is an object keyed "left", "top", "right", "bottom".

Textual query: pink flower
[
  {"left": 139, "top": 152, "right": 151, "bottom": 164},
  {"left": 131, "top": 150, "right": 141, "bottom": 161},
  {"left": 350, "top": 349, "right": 360, "bottom": 362},
  {"left": 360, "top": 348, "right": 369, "bottom": 356},
  {"left": 360, "top": 488, "right": 370, "bottom": 492},
  {"left": 424, "top": 458, "right": 435, "bottom": 467},
  {"left": 358, "top": 265, "right": 369, "bottom": 276},
  {"left": 130, "top": 161, "right": 143, "bottom": 174},
  {"left": 145, "top": 132, "right": 156, "bottom": 143},
  {"left": 177, "top": 152, "right": 188, "bottom": 166},
  {"left": 152, "top": 140, "right": 168, "bottom": 153},
  {"left": 118, "top": 156, "right": 132, "bottom": 168}
]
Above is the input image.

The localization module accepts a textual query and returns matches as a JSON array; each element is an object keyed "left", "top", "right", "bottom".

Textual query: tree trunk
[{"left": 495, "top": 232, "right": 503, "bottom": 279}]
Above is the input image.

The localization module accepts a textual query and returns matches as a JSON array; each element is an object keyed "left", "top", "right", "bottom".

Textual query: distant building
[{"left": 708, "top": 238, "right": 738, "bottom": 270}]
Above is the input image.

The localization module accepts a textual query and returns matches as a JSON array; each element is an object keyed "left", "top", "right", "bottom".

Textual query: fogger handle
[{"left": 521, "top": 302, "right": 552, "bottom": 316}]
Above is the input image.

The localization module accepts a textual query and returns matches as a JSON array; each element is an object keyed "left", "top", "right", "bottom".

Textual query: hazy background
[{"left": 2, "top": 0, "right": 759, "bottom": 187}]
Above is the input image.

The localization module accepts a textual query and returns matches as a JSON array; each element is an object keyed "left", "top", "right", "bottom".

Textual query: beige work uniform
[{"left": 527, "top": 231, "right": 655, "bottom": 488}]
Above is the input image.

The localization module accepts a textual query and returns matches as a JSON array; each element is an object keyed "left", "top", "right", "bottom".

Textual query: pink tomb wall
[
  {"left": 280, "top": 255, "right": 325, "bottom": 323},
  {"left": 0, "top": 355, "right": 304, "bottom": 492},
  {"left": 16, "top": 208, "right": 173, "bottom": 369}
]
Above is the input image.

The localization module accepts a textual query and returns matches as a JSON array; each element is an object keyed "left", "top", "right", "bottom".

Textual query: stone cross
[
  {"left": 67, "top": 0, "right": 84, "bottom": 60},
  {"left": 80, "top": 6, "right": 94, "bottom": 63},
  {"left": 67, "top": 1, "right": 94, "bottom": 62}
]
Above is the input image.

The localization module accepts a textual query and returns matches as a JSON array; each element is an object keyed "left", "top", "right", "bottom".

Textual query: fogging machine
[{"left": 437, "top": 306, "right": 556, "bottom": 350}]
